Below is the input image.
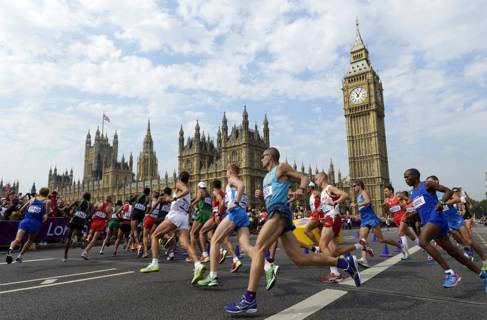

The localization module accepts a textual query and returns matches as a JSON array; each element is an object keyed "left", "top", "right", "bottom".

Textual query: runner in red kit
[
  {"left": 82, "top": 197, "right": 112, "bottom": 259},
  {"left": 304, "top": 182, "right": 322, "bottom": 249}
]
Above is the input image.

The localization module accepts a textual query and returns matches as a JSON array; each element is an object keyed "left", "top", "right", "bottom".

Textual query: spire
[
  {"left": 351, "top": 18, "right": 365, "bottom": 52},
  {"left": 179, "top": 125, "right": 185, "bottom": 150},
  {"left": 179, "top": 124, "right": 184, "bottom": 137},
  {"left": 143, "top": 120, "right": 153, "bottom": 151},
  {"left": 222, "top": 112, "right": 227, "bottom": 126},
  {"left": 263, "top": 114, "right": 269, "bottom": 146},
  {"left": 113, "top": 130, "right": 118, "bottom": 141}
]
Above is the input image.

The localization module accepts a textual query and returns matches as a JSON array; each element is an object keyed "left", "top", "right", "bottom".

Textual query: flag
[{"left": 103, "top": 113, "right": 110, "bottom": 123}]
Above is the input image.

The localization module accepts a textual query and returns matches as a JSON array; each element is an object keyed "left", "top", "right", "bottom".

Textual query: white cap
[
  {"left": 308, "top": 182, "right": 315, "bottom": 188},
  {"left": 198, "top": 181, "right": 206, "bottom": 188}
]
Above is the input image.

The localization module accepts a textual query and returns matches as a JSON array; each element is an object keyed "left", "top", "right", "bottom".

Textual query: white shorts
[{"left": 167, "top": 210, "right": 189, "bottom": 230}]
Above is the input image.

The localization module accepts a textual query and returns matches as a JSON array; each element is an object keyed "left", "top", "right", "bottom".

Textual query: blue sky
[{"left": 0, "top": 0, "right": 486, "bottom": 199}]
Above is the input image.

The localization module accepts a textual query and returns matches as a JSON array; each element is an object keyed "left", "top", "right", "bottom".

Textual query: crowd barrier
[{"left": 0, "top": 217, "right": 69, "bottom": 246}]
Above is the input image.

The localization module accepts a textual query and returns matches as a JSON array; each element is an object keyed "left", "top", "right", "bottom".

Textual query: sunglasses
[
  {"left": 261, "top": 153, "right": 269, "bottom": 159},
  {"left": 352, "top": 184, "right": 357, "bottom": 187}
]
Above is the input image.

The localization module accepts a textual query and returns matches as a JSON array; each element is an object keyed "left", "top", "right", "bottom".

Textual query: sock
[
  {"left": 264, "top": 260, "right": 271, "bottom": 271},
  {"left": 152, "top": 258, "right": 159, "bottom": 266},
  {"left": 233, "top": 256, "right": 240, "bottom": 263},
  {"left": 330, "top": 266, "right": 339, "bottom": 274},
  {"left": 202, "top": 251, "right": 208, "bottom": 257},
  {"left": 266, "top": 257, "right": 274, "bottom": 264},
  {"left": 337, "top": 258, "right": 347, "bottom": 269},
  {"left": 355, "top": 243, "right": 363, "bottom": 250},
  {"left": 445, "top": 269, "right": 454, "bottom": 275},
  {"left": 401, "top": 236, "right": 409, "bottom": 253},
  {"left": 244, "top": 290, "right": 256, "bottom": 301},
  {"left": 194, "top": 261, "right": 202, "bottom": 268},
  {"left": 210, "top": 271, "right": 217, "bottom": 278},
  {"left": 264, "top": 250, "right": 270, "bottom": 260},
  {"left": 414, "top": 238, "right": 419, "bottom": 245}
]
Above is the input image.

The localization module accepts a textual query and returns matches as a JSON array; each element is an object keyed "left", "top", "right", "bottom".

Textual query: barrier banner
[{"left": 0, "top": 218, "right": 69, "bottom": 245}]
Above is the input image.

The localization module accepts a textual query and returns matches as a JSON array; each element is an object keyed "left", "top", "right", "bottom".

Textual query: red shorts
[
  {"left": 322, "top": 215, "right": 342, "bottom": 237},
  {"left": 90, "top": 219, "right": 106, "bottom": 232},
  {"left": 143, "top": 215, "right": 156, "bottom": 230},
  {"left": 310, "top": 211, "right": 324, "bottom": 221},
  {"left": 393, "top": 212, "right": 405, "bottom": 227}
]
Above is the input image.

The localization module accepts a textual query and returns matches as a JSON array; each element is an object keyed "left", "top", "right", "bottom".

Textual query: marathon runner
[
  {"left": 81, "top": 197, "right": 112, "bottom": 259},
  {"left": 304, "top": 182, "right": 321, "bottom": 249},
  {"left": 131, "top": 188, "right": 150, "bottom": 257},
  {"left": 190, "top": 182, "right": 212, "bottom": 262},
  {"left": 63, "top": 192, "right": 92, "bottom": 261},
  {"left": 113, "top": 199, "right": 132, "bottom": 256},
  {"left": 100, "top": 199, "right": 123, "bottom": 255}
]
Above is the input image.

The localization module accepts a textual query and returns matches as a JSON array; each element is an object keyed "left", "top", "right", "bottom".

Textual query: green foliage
[{"left": 471, "top": 199, "right": 487, "bottom": 216}]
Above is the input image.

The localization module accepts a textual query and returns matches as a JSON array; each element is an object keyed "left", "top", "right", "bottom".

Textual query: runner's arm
[
  {"left": 328, "top": 186, "right": 348, "bottom": 204},
  {"left": 228, "top": 176, "right": 245, "bottom": 205},
  {"left": 278, "top": 163, "right": 309, "bottom": 197}
]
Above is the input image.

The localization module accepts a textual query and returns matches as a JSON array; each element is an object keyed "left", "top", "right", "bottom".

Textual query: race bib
[
  {"left": 204, "top": 197, "right": 212, "bottom": 205},
  {"left": 134, "top": 203, "right": 145, "bottom": 211},
  {"left": 94, "top": 211, "right": 106, "bottom": 219},
  {"left": 442, "top": 204, "right": 451, "bottom": 212},
  {"left": 406, "top": 206, "right": 415, "bottom": 213},
  {"left": 413, "top": 196, "right": 426, "bottom": 209},
  {"left": 263, "top": 185, "right": 272, "bottom": 199},
  {"left": 389, "top": 205, "right": 401, "bottom": 213},
  {"left": 111, "top": 213, "right": 118, "bottom": 219},
  {"left": 320, "top": 204, "right": 333, "bottom": 213},
  {"left": 75, "top": 211, "right": 87, "bottom": 219},
  {"left": 123, "top": 211, "right": 131, "bottom": 220},
  {"left": 28, "top": 205, "right": 42, "bottom": 214}
]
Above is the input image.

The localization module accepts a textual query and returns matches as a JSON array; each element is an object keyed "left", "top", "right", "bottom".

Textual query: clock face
[{"left": 349, "top": 87, "right": 367, "bottom": 105}]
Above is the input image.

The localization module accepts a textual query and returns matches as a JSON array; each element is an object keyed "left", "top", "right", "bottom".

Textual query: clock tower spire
[{"left": 342, "top": 19, "right": 390, "bottom": 214}]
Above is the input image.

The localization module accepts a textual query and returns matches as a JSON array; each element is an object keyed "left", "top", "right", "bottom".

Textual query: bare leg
[
  {"left": 9, "top": 229, "right": 27, "bottom": 250},
  {"left": 359, "top": 227, "right": 370, "bottom": 260},
  {"left": 190, "top": 221, "right": 203, "bottom": 254},
  {"left": 459, "top": 225, "right": 486, "bottom": 260},
  {"left": 150, "top": 220, "right": 177, "bottom": 260},
  {"left": 209, "top": 218, "right": 236, "bottom": 273},
  {"left": 304, "top": 219, "right": 321, "bottom": 246},
  {"left": 436, "top": 235, "right": 481, "bottom": 274},
  {"left": 419, "top": 223, "right": 451, "bottom": 270},
  {"left": 373, "top": 226, "right": 401, "bottom": 248},
  {"left": 20, "top": 234, "right": 37, "bottom": 255},
  {"left": 84, "top": 231, "right": 101, "bottom": 253}
]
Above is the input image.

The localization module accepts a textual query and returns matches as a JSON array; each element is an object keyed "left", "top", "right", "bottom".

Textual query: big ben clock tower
[{"left": 342, "top": 20, "right": 390, "bottom": 214}]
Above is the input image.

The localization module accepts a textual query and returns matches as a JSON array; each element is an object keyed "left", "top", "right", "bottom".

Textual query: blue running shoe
[
  {"left": 443, "top": 272, "right": 461, "bottom": 288},
  {"left": 224, "top": 295, "right": 257, "bottom": 314},
  {"left": 343, "top": 254, "right": 361, "bottom": 287},
  {"left": 483, "top": 274, "right": 487, "bottom": 294}
]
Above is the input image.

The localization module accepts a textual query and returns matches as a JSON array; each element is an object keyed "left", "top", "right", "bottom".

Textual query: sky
[{"left": 0, "top": 0, "right": 486, "bottom": 199}]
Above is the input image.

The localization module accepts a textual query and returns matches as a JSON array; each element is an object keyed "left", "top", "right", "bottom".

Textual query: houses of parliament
[{"left": 48, "top": 22, "right": 390, "bottom": 213}]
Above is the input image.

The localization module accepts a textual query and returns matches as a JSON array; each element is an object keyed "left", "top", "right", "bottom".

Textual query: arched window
[{"left": 231, "top": 150, "right": 239, "bottom": 163}]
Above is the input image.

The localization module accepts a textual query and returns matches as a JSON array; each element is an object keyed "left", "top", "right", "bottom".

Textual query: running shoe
[
  {"left": 158, "top": 239, "right": 165, "bottom": 252},
  {"left": 62, "top": 258, "right": 67, "bottom": 262},
  {"left": 166, "top": 252, "right": 175, "bottom": 261},
  {"left": 192, "top": 264, "right": 207, "bottom": 285},
  {"left": 356, "top": 257, "right": 369, "bottom": 268},
  {"left": 99, "top": 250, "right": 104, "bottom": 255},
  {"left": 401, "top": 244, "right": 409, "bottom": 260},
  {"left": 443, "top": 272, "right": 461, "bottom": 288},
  {"left": 81, "top": 251, "right": 88, "bottom": 260},
  {"left": 359, "top": 238, "right": 374, "bottom": 257},
  {"left": 481, "top": 261, "right": 487, "bottom": 273},
  {"left": 342, "top": 254, "right": 361, "bottom": 287},
  {"left": 15, "top": 256, "right": 23, "bottom": 263},
  {"left": 219, "top": 249, "right": 228, "bottom": 264},
  {"left": 319, "top": 272, "right": 344, "bottom": 283},
  {"left": 185, "top": 257, "right": 193, "bottom": 263},
  {"left": 230, "top": 260, "right": 242, "bottom": 273},
  {"left": 484, "top": 274, "right": 487, "bottom": 294},
  {"left": 197, "top": 274, "right": 219, "bottom": 287},
  {"left": 200, "top": 255, "right": 210, "bottom": 263},
  {"left": 224, "top": 295, "right": 257, "bottom": 314},
  {"left": 112, "top": 252, "right": 117, "bottom": 257},
  {"left": 6, "top": 250, "right": 13, "bottom": 264},
  {"left": 265, "top": 264, "right": 279, "bottom": 290},
  {"left": 140, "top": 264, "right": 160, "bottom": 273}
]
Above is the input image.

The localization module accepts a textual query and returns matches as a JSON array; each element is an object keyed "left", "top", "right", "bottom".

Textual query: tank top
[
  {"left": 197, "top": 191, "right": 212, "bottom": 215},
  {"left": 25, "top": 197, "right": 47, "bottom": 222},
  {"left": 133, "top": 193, "right": 148, "bottom": 212},
  {"left": 121, "top": 204, "right": 132, "bottom": 220},
  {"left": 263, "top": 166, "right": 289, "bottom": 209},
  {"left": 436, "top": 191, "right": 460, "bottom": 217},
  {"left": 357, "top": 193, "right": 377, "bottom": 220},
  {"left": 170, "top": 192, "right": 191, "bottom": 214},
  {"left": 411, "top": 181, "right": 438, "bottom": 224},
  {"left": 309, "top": 193, "right": 319, "bottom": 212},
  {"left": 225, "top": 184, "right": 248, "bottom": 209},
  {"left": 112, "top": 205, "right": 121, "bottom": 219},
  {"left": 73, "top": 199, "right": 90, "bottom": 220},
  {"left": 385, "top": 196, "right": 404, "bottom": 216},
  {"left": 212, "top": 191, "right": 226, "bottom": 214},
  {"left": 320, "top": 185, "right": 340, "bottom": 217}
]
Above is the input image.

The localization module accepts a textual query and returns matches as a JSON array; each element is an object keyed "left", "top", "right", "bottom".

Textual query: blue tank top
[
  {"left": 263, "top": 166, "right": 289, "bottom": 209},
  {"left": 225, "top": 185, "right": 248, "bottom": 209},
  {"left": 411, "top": 182, "right": 438, "bottom": 224},
  {"left": 357, "top": 193, "right": 377, "bottom": 220},
  {"left": 25, "top": 197, "right": 47, "bottom": 222},
  {"left": 436, "top": 191, "right": 460, "bottom": 218}
]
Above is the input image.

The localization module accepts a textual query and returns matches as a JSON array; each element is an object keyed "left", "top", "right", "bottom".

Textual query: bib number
[
  {"left": 75, "top": 211, "right": 87, "bottom": 219},
  {"left": 263, "top": 185, "right": 272, "bottom": 199},
  {"left": 389, "top": 205, "right": 401, "bottom": 213},
  {"left": 134, "top": 203, "right": 145, "bottom": 211},
  {"left": 94, "top": 211, "right": 106, "bottom": 219},
  {"left": 123, "top": 212, "right": 131, "bottom": 220},
  {"left": 413, "top": 196, "right": 426, "bottom": 209}
]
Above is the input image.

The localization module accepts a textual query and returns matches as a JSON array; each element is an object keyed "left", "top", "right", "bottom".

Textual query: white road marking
[
  {"left": 340, "top": 245, "right": 421, "bottom": 286},
  {"left": 265, "top": 289, "right": 347, "bottom": 320},
  {"left": 0, "top": 268, "right": 117, "bottom": 286},
  {"left": 0, "top": 271, "right": 134, "bottom": 294},
  {"left": 40, "top": 279, "right": 57, "bottom": 285},
  {"left": 0, "top": 258, "right": 55, "bottom": 265},
  {"left": 266, "top": 245, "right": 422, "bottom": 320}
]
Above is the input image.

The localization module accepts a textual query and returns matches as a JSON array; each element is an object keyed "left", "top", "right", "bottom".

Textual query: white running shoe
[{"left": 357, "top": 257, "right": 369, "bottom": 268}]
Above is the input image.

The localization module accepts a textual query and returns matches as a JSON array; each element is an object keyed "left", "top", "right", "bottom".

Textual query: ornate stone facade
[
  {"left": 342, "top": 21, "right": 390, "bottom": 213},
  {"left": 178, "top": 107, "right": 269, "bottom": 208}
]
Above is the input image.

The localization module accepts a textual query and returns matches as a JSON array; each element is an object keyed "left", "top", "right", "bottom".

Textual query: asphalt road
[{"left": 1, "top": 227, "right": 487, "bottom": 320}]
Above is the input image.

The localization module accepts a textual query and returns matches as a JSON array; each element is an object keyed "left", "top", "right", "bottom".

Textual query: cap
[
  {"left": 308, "top": 182, "right": 315, "bottom": 188},
  {"left": 198, "top": 181, "right": 206, "bottom": 188}
]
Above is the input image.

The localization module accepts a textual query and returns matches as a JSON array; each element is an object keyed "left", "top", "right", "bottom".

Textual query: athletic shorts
[
  {"left": 68, "top": 217, "right": 86, "bottom": 231},
  {"left": 107, "top": 219, "right": 120, "bottom": 231},
  {"left": 194, "top": 210, "right": 211, "bottom": 224},
  {"left": 167, "top": 210, "right": 189, "bottom": 230},
  {"left": 267, "top": 203, "right": 296, "bottom": 233},
  {"left": 446, "top": 213, "right": 465, "bottom": 231},
  {"left": 120, "top": 221, "right": 131, "bottom": 233},
  {"left": 90, "top": 219, "right": 106, "bottom": 232},
  {"left": 143, "top": 215, "right": 157, "bottom": 230},
  {"left": 19, "top": 218, "right": 42, "bottom": 234},
  {"left": 226, "top": 206, "right": 250, "bottom": 230},
  {"left": 310, "top": 211, "right": 323, "bottom": 221},
  {"left": 402, "top": 212, "right": 419, "bottom": 226},
  {"left": 132, "top": 209, "right": 145, "bottom": 223},
  {"left": 393, "top": 212, "right": 405, "bottom": 227},
  {"left": 425, "top": 210, "right": 449, "bottom": 238},
  {"left": 322, "top": 215, "right": 342, "bottom": 237},
  {"left": 360, "top": 215, "right": 381, "bottom": 229}
]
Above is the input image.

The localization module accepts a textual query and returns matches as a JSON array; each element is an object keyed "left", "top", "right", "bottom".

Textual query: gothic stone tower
[
  {"left": 342, "top": 20, "right": 390, "bottom": 214},
  {"left": 178, "top": 107, "right": 269, "bottom": 208},
  {"left": 137, "top": 120, "right": 159, "bottom": 181}
]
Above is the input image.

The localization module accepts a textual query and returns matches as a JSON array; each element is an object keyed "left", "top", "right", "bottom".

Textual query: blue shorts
[
  {"left": 19, "top": 218, "right": 42, "bottom": 235},
  {"left": 360, "top": 216, "right": 381, "bottom": 229},
  {"left": 426, "top": 210, "right": 449, "bottom": 238},
  {"left": 226, "top": 206, "right": 250, "bottom": 230},
  {"left": 446, "top": 212, "right": 465, "bottom": 231},
  {"left": 267, "top": 203, "right": 296, "bottom": 234}
]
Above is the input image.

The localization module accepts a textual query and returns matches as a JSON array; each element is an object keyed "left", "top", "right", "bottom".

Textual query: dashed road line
[
  {"left": 0, "top": 268, "right": 117, "bottom": 286},
  {"left": 0, "top": 258, "right": 55, "bottom": 265}
]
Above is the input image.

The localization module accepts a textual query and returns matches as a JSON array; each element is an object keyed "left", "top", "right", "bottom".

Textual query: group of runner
[{"left": 4, "top": 147, "right": 487, "bottom": 314}]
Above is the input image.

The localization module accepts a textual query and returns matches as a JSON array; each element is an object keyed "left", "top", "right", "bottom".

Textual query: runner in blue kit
[
  {"left": 6, "top": 187, "right": 52, "bottom": 264},
  {"left": 351, "top": 180, "right": 405, "bottom": 268},
  {"left": 426, "top": 176, "right": 487, "bottom": 271},
  {"left": 224, "top": 147, "right": 360, "bottom": 314},
  {"left": 404, "top": 168, "right": 487, "bottom": 289}
]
